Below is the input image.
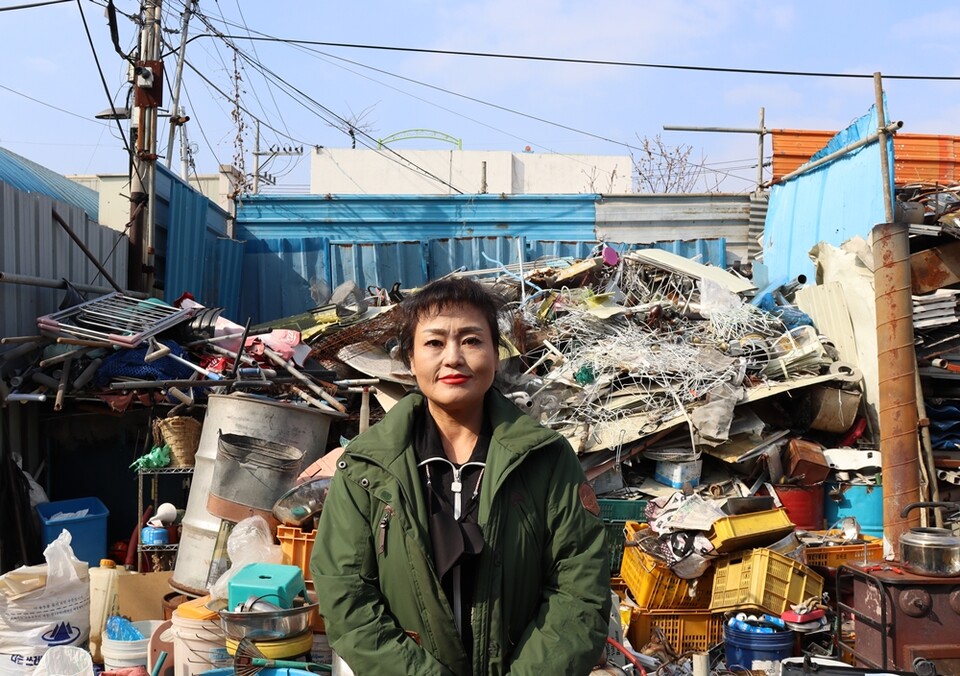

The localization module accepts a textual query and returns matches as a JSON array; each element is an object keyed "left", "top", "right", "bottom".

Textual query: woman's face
[{"left": 408, "top": 303, "right": 498, "bottom": 416}]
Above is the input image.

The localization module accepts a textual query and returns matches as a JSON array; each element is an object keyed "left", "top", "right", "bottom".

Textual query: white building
[{"left": 310, "top": 147, "right": 633, "bottom": 195}]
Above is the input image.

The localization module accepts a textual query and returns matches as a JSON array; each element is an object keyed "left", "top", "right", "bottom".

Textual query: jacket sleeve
[
  {"left": 310, "top": 470, "right": 456, "bottom": 676},
  {"left": 507, "top": 442, "right": 611, "bottom": 675}
]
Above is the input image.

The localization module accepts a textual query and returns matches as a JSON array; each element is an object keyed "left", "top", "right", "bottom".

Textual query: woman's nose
[{"left": 442, "top": 342, "right": 464, "bottom": 365}]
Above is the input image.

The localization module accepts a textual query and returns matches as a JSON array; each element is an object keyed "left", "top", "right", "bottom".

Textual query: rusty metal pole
[{"left": 872, "top": 221, "right": 922, "bottom": 550}]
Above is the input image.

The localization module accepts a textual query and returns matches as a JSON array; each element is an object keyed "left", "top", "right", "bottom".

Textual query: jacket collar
[{"left": 345, "top": 389, "right": 560, "bottom": 489}]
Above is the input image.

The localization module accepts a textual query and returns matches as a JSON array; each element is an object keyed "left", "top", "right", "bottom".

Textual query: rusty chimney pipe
[{"left": 872, "top": 221, "right": 922, "bottom": 549}]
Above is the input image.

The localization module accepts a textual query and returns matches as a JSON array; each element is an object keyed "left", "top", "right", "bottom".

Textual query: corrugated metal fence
[
  {"left": 234, "top": 193, "right": 746, "bottom": 324},
  {"left": 0, "top": 179, "right": 127, "bottom": 341}
]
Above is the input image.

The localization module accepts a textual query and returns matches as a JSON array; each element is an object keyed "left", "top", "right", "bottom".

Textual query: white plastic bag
[
  {"left": 208, "top": 516, "right": 281, "bottom": 602},
  {"left": 0, "top": 530, "right": 90, "bottom": 675},
  {"left": 32, "top": 647, "right": 93, "bottom": 676}
]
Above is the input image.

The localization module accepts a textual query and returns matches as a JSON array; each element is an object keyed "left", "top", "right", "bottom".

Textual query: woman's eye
[
  {"left": 425, "top": 339, "right": 443, "bottom": 348},
  {"left": 463, "top": 337, "right": 482, "bottom": 346}
]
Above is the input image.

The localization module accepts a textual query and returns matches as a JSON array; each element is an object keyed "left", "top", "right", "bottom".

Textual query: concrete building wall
[{"left": 310, "top": 148, "right": 633, "bottom": 195}]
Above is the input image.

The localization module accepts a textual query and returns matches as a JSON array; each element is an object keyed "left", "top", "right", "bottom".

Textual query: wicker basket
[{"left": 153, "top": 416, "right": 201, "bottom": 467}]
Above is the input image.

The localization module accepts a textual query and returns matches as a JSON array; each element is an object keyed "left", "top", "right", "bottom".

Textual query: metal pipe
[
  {"left": 874, "top": 73, "right": 894, "bottom": 223},
  {"left": 72, "top": 357, "right": 102, "bottom": 390},
  {"left": 262, "top": 347, "right": 347, "bottom": 413},
  {"left": 165, "top": 0, "right": 194, "bottom": 168},
  {"left": 51, "top": 210, "right": 122, "bottom": 292},
  {"left": 54, "top": 359, "right": 71, "bottom": 411},
  {"left": 764, "top": 121, "right": 902, "bottom": 187},
  {"left": 109, "top": 377, "right": 297, "bottom": 389},
  {"left": 872, "top": 221, "right": 922, "bottom": 548},
  {"left": 0, "top": 271, "right": 148, "bottom": 298},
  {"left": 0, "top": 336, "right": 44, "bottom": 345},
  {"left": 756, "top": 107, "right": 765, "bottom": 194},
  {"left": 5, "top": 393, "right": 46, "bottom": 403}
]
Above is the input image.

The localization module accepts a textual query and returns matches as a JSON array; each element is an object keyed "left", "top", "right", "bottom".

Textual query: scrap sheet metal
[{"left": 763, "top": 99, "right": 894, "bottom": 282}]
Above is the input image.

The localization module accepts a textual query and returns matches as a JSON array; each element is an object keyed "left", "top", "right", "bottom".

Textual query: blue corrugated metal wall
[
  {"left": 235, "top": 194, "right": 729, "bottom": 324},
  {"left": 154, "top": 165, "right": 238, "bottom": 308}
]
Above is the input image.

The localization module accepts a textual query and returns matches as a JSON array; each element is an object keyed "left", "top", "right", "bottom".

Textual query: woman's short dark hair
[{"left": 396, "top": 277, "right": 504, "bottom": 366}]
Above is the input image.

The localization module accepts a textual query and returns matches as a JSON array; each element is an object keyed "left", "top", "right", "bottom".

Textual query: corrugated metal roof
[
  {"left": 0, "top": 147, "right": 99, "bottom": 220},
  {"left": 772, "top": 129, "right": 960, "bottom": 186},
  {"left": 595, "top": 193, "right": 753, "bottom": 264}
]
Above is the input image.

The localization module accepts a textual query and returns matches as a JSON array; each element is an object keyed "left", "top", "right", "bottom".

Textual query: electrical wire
[
  {"left": 174, "top": 34, "right": 960, "bottom": 82},
  {"left": 0, "top": 0, "right": 70, "bottom": 10},
  {"left": 0, "top": 83, "right": 112, "bottom": 125}
]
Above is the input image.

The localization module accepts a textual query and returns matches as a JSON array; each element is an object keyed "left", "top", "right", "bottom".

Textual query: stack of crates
[{"left": 620, "top": 520, "right": 721, "bottom": 655}]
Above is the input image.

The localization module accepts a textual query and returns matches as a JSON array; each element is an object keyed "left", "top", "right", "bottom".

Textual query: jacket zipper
[{"left": 378, "top": 505, "right": 394, "bottom": 555}]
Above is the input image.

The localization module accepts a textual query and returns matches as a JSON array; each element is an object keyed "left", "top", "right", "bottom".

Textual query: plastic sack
[
  {"left": 208, "top": 516, "right": 282, "bottom": 601},
  {"left": 32, "top": 646, "right": 93, "bottom": 676},
  {"left": 0, "top": 530, "right": 91, "bottom": 675}
]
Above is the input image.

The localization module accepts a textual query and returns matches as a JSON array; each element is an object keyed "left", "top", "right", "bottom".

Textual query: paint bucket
[
  {"left": 171, "top": 394, "right": 334, "bottom": 596},
  {"left": 824, "top": 483, "right": 883, "bottom": 539},
  {"left": 102, "top": 620, "right": 165, "bottom": 672},
  {"left": 207, "top": 434, "right": 304, "bottom": 525},
  {"left": 724, "top": 624, "right": 794, "bottom": 673},
  {"left": 171, "top": 606, "right": 231, "bottom": 676},
  {"left": 773, "top": 484, "right": 825, "bottom": 531}
]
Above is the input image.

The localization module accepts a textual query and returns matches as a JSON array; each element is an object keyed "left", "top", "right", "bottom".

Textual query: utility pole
[
  {"left": 129, "top": 0, "right": 163, "bottom": 293},
  {"left": 252, "top": 120, "right": 303, "bottom": 193},
  {"left": 165, "top": 0, "right": 194, "bottom": 171}
]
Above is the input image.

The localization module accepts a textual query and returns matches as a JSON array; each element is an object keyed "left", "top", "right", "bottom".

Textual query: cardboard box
[{"left": 118, "top": 571, "right": 173, "bottom": 621}]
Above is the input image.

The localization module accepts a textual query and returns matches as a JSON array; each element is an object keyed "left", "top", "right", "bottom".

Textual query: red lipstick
[{"left": 439, "top": 375, "right": 470, "bottom": 384}]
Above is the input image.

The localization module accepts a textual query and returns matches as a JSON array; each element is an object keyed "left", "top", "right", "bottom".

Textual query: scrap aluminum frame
[{"left": 37, "top": 292, "right": 195, "bottom": 347}]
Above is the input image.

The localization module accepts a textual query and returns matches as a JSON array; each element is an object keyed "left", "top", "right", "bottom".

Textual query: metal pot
[{"left": 898, "top": 502, "right": 960, "bottom": 577}]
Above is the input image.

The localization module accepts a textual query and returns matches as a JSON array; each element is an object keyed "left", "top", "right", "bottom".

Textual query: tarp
[{"left": 763, "top": 99, "right": 895, "bottom": 282}]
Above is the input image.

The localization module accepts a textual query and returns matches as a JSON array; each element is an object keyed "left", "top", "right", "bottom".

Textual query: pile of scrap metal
[
  {"left": 0, "top": 292, "right": 350, "bottom": 420},
  {"left": 903, "top": 182, "right": 960, "bottom": 508}
]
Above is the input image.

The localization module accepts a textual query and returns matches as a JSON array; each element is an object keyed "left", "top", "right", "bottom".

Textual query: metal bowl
[
  {"left": 272, "top": 478, "right": 331, "bottom": 526},
  {"left": 209, "top": 597, "right": 319, "bottom": 640}
]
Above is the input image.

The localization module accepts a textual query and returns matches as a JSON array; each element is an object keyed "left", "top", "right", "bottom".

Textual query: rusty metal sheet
[{"left": 911, "top": 240, "right": 960, "bottom": 294}]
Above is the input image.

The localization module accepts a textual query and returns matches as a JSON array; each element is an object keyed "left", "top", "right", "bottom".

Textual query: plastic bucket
[
  {"left": 171, "top": 609, "right": 231, "bottom": 676},
  {"left": 102, "top": 620, "right": 165, "bottom": 671},
  {"left": 774, "top": 484, "right": 825, "bottom": 531},
  {"left": 171, "top": 394, "right": 334, "bottom": 596},
  {"left": 824, "top": 483, "right": 883, "bottom": 538},
  {"left": 724, "top": 624, "right": 794, "bottom": 673}
]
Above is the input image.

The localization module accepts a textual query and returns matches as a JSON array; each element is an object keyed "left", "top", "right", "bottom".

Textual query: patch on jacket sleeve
[{"left": 579, "top": 482, "right": 600, "bottom": 516}]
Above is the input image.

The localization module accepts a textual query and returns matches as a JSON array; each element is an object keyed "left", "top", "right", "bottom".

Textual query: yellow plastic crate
[
  {"left": 627, "top": 610, "right": 725, "bottom": 654},
  {"left": 803, "top": 531, "right": 883, "bottom": 568},
  {"left": 710, "top": 548, "right": 824, "bottom": 615},
  {"left": 621, "top": 521, "right": 712, "bottom": 610},
  {"left": 708, "top": 508, "right": 796, "bottom": 553}
]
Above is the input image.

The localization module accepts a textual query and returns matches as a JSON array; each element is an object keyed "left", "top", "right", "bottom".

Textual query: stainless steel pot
[{"left": 898, "top": 502, "right": 960, "bottom": 577}]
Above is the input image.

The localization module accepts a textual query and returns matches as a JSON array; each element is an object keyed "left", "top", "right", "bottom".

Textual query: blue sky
[{"left": 2, "top": 1, "right": 959, "bottom": 194}]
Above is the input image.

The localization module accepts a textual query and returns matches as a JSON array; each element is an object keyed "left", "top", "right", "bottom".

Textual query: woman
[{"left": 311, "top": 277, "right": 610, "bottom": 675}]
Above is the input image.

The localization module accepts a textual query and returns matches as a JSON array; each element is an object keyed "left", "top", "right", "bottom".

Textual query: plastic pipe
[{"left": 872, "top": 222, "right": 922, "bottom": 547}]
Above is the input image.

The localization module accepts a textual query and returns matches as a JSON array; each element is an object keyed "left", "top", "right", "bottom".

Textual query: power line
[
  {"left": 0, "top": 0, "right": 70, "bottom": 11},
  {"left": 0, "top": 82, "right": 112, "bottom": 125},
  {"left": 183, "top": 34, "right": 960, "bottom": 82}
]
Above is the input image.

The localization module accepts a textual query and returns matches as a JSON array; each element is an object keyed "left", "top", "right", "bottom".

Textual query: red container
[{"left": 773, "top": 484, "right": 824, "bottom": 531}]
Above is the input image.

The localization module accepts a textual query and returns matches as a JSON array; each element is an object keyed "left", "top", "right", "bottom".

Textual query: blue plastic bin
[
  {"left": 824, "top": 483, "right": 883, "bottom": 539},
  {"left": 36, "top": 497, "right": 109, "bottom": 567}
]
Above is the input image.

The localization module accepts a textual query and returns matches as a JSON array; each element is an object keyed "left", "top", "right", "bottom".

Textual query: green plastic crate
[
  {"left": 599, "top": 498, "right": 649, "bottom": 523},
  {"left": 605, "top": 520, "right": 627, "bottom": 574}
]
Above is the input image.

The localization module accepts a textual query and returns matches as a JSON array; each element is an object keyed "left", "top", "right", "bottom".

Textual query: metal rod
[
  {"left": 262, "top": 347, "right": 347, "bottom": 413},
  {"left": 0, "top": 271, "right": 148, "bottom": 298},
  {"left": 54, "top": 359, "right": 71, "bottom": 411},
  {"left": 756, "top": 107, "right": 765, "bottom": 194},
  {"left": 0, "top": 336, "right": 44, "bottom": 345},
  {"left": 764, "top": 121, "right": 902, "bottom": 187},
  {"left": 874, "top": 73, "right": 895, "bottom": 224},
  {"left": 165, "top": 0, "right": 193, "bottom": 168},
  {"left": 39, "top": 347, "right": 89, "bottom": 369},
  {"left": 663, "top": 125, "right": 765, "bottom": 134},
  {"left": 109, "top": 377, "right": 297, "bottom": 390},
  {"left": 72, "top": 357, "right": 102, "bottom": 390},
  {"left": 51, "top": 210, "right": 123, "bottom": 292},
  {"left": 229, "top": 318, "right": 252, "bottom": 380}
]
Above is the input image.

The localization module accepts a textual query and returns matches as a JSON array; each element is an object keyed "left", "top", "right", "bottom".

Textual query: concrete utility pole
[
  {"left": 129, "top": 0, "right": 164, "bottom": 293},
  {"left": 166, "top": 0, "right": 195, "bottom": 172}
]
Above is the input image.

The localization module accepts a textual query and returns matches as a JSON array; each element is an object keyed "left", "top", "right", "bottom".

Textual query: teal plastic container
[
  {"left": 823, "top": 483, "right": 883, "bottom": 538},
  {"left": 724, "top": 624, "right": 794, "bottom": 672}
]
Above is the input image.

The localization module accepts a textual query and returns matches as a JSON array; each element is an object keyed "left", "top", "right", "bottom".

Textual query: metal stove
[{"left": 837, "top": 563, "right": 960, "bottom": 674}]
